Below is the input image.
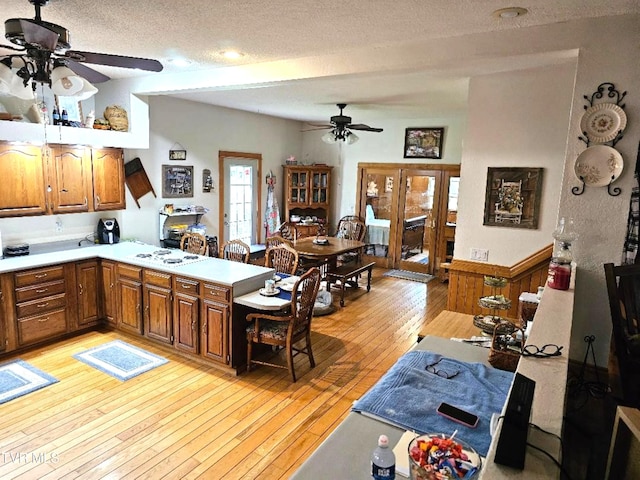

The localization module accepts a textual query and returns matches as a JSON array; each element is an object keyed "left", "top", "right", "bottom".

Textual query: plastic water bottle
[{"left": 371, "top": 434, "right": 395, "bottom": 479}]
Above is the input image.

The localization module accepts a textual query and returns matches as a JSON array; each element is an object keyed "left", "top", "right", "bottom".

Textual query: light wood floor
[{"left": 0, "top": 270, "right": 448, "bottom": 479}]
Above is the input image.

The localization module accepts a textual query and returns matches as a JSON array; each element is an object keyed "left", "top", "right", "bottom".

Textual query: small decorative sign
[{"left": 169, "top": 149, "right": 187, "bottom": 161}]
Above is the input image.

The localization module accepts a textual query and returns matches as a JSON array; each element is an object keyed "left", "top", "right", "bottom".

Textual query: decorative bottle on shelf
[
  {"left": 371, "top": 434, "right": 395, "bottom": 480},
  {"left": 61, "top": 109, "right": 69, "bottom": 126},
  {"left": 547, "top": 217, "right": 577, "bottom": 291},
  {"left": 52, "top": 107, "right": 60, "bottom": 125}
]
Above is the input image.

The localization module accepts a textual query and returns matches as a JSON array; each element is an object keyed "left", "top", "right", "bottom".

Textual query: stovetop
[{"left": 127, "top": 249, "right": 207, "bottom": 267}]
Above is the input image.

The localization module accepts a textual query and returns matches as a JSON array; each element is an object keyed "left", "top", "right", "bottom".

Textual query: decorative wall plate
[
  {"left": 580, "top": 103, "right": 627, "bottom": 143},
  {"left": 574, "top": 145, "right": 624, "bottom": 187}
]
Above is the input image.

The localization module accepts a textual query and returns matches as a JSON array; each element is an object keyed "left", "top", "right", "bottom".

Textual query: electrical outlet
[
  {"left": 470, "top": 248, "right": 489, "bottom": 262},
  {"left": 55, "top": 218, "right": 63, "bottom": 233}
]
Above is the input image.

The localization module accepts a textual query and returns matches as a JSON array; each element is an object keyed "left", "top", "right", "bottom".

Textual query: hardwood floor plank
[{"left": 0, "top": 271, "right": 448, "bottom": 479}]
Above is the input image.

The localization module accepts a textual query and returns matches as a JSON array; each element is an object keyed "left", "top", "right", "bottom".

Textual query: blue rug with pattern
[
  {"left": 73, "top": 340, "right": 168, "bottom": 381},
  {"left": 0, "top": 359, "right": 58, "bottom": 404}
]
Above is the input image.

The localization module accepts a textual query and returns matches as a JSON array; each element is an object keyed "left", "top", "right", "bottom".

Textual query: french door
[
  {"left": 219, "top": 151, "right": 262, "bottom": 246},
  {"left": 357, "top": 164, "right": 459, "bottom": 275}
]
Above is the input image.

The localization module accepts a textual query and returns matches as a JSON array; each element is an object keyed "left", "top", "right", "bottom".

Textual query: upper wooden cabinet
[
  {"left": 0, "top": 142, "right": 125, "bottom": 217},
  {"left": 0, "top": 144, "right": 48, "bottom": 217},
  {"left": 48, "top": 145, "right": 92, "bottom": 214},
  {"left": 283, "top": 165, "right": 332, "bottom": 225},
  {"left": 91, "top": 148, "right": 125, "bottom": 211}
]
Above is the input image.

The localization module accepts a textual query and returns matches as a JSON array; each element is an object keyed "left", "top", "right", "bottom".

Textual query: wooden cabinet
[
  {"left": 143, "top": 269, "right": 173, "bottom": 345},
  {"left": 0, "top": 142, "right": 125, "bottom": 217},
  {"left": 76, "top": 260, "right": 100, "bottom": 328},
  {"left": 283, "top": 165, "right": 332, "bottom": 226},
  {"left": 116, "top": 263, "right": 143, "bottom": 334},
  {"left": 92, "top": 148, "right": 125, "bottom": 211},
  {"left": 47, "top": 145, "right": 92, "bottom": 214},
  {"left": 173, "top": 276, "right": 200, "bottom": 354},
  {"left": 0, "top": 143, "right": 48, "bottom": 217},
  {"left": 14, "top": 265, "right": 69, "bottom": 346},
  {"left": 100, "top": 260, "right": 117, "bottom": 327},
  {"left": 0, "top": 276, "right": 6, "bottom": 352},
  {"left": 201, "top": 282, "right": 231, "bottom": 364}
]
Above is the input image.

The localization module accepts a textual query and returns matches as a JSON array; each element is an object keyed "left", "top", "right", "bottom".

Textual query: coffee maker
[{"left": 97, "top": 218, "right": 120, "bottom": 244}]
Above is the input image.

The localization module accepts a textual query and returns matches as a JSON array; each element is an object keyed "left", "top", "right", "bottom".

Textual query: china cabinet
[{"left": 283, "top": 165, "right": 332, "bottom": 228}]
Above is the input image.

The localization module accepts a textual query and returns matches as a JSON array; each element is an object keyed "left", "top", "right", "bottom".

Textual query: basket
[
  {"left": 104, "top": 105, "right": 128, "bottom": 132},
  {"left": 488, "top": 320, "right": 524, "bottom": 372}
]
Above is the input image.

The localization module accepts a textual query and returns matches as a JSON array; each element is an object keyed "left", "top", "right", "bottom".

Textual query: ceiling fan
[
  {"left": 0, "top": 0, "right": 163, "bottom": 100},
  {"left": 307, "top": 103, "right": 383, "bottom": 144}
]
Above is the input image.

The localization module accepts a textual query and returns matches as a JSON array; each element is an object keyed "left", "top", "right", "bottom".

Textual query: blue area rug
[
  {"left": 0, "top": 359, "right": 58, "bottom": 404},
  {"left": 73, "top": 340, "right": 168, "bottom": 381}
]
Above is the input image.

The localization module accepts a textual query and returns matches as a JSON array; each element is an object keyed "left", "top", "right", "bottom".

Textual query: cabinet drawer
[
  {"left": 175, "top": 277, "right": 200, "bottom": 295},
  {"left": 15, "top": 265, "right": 65, "bottom": 287},
  {"left": 15, "top": 279, "right": 66, "bottom": 303},
  {"left": 203, "top": 283, "right": 230, "bottom": 303},
  {"left": 143, "top": 269, "right": 172, "bottom": 288},
  {"left": 118, "top": 263, "right": 142, "bottom": 280},
  {"left": 18, "top": 309, "right": 67, "bottom": 345},
  {"left": 16, "top": 293, "right": 66, "bottom": 318}
]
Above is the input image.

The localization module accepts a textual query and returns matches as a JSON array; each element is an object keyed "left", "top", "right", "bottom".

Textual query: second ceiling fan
[{"left": 309, "top": 104, "right": 383, "bottom": 144}]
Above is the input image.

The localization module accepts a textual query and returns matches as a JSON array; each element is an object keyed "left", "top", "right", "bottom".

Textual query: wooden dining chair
[
  {"left": 220, "top": 239, "right": 250, "bottom": 263},
  {"left": 335, "top": 215, "right": 367, "bottom": 265},
  {"left": 265, "top": 244, "right": 299, "bottom": 275},
  {"left": 265, "top": 235, "right": 293, "bottom": 249},
  {"left": 245, "top": 267, "right": 321, "bottom": 382},
  {"left": 180, "top": 232, "right": 208, "bottom": 255},
  {"left": 604, "top": 262, "right": 640, "bottom": 407}
]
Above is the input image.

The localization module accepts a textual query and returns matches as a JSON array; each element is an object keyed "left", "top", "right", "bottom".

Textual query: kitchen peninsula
[{"left": 0, "top": 241, "right": 274, "bottom": 373}]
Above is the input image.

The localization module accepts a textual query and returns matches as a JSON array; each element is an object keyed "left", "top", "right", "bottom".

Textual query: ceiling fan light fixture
[
  {"left": 75, "top": 77, "right": 98, "bottom": 101},
  {"left": 345, "top": 131, "right": 359, "bottom": 145},
  {"left": 50, "top": 65, "right": 83, "bottom": 96},
  {"left": 322, "top": 131, "right": 338, "bottom": 144},
  {"left": 0, "top": 58, "right": 13, "bottom": 94}
]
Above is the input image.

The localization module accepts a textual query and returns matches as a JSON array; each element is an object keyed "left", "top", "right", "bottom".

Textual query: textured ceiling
[{"left": 2, "top": 0, "right": 639, "bottom": 123}]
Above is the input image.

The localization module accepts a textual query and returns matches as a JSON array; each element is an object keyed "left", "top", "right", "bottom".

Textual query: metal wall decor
[{"left": 573, "top": 82, "right": 627, "bottom": 197}]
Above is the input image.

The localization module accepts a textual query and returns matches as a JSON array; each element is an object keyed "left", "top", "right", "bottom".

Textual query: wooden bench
[{"left": 325, "top": 261, "right": 375, "bottom": 307}]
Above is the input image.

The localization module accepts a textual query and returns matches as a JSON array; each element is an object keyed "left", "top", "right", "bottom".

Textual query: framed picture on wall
[
  {"left": 162, "top": 165, "right": 194, "bottom": 198},
  {"left": 483, "top": 167, "right": 544, "bottom": 229},
  {"left": 403, "top": 127, "right": 444, "bottom": 159}
]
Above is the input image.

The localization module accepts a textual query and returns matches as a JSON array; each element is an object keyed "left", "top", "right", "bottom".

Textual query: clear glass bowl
[{"left": 408, "top": 433, "right": 481, "bottom": 480}]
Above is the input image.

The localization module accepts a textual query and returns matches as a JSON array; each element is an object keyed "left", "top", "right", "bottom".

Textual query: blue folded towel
[{"left": 352, "top": 351, "right": 514, "bottom": 456}]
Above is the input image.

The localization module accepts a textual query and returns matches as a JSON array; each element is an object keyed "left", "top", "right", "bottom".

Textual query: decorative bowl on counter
[{"left": 408, "top": 433, "right": 481, "bottom": 480}]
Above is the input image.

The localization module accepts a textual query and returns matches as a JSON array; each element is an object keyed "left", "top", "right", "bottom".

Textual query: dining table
[
  {"left": 234, "top": 274, "right": 300, "bottom": 311},
  {"left": 292, "top": 236, "right": 366, "bottom": 272}
]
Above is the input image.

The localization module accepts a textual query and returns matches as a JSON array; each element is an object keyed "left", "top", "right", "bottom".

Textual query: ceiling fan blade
[
  {"left": 64, "top": 50, "right": 163, "bottom": 72},
  {"left": 306, "top": 123, "right": 332, "bottom": 128},
  {"left": 64, "top": 59, "right": 111, "bottom": 83},
  {"left": 348, "top": 123, "right": 383, "bottom": 132},
  {"left": 302, "top": 126, "right": 333, "bottom": 132},
  {"left": 19, "top": 19, "right": 59, "bottom": 51}
]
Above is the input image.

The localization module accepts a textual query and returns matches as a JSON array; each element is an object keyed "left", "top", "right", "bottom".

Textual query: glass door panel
[
  {"left": 359, "top": 168, "right": 399, "bottom": 268},
  {"left": 398, "top": 170, "right": 442, "bottom": 274}
]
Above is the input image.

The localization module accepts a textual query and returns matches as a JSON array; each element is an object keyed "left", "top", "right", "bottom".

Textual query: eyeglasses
[
  {"left": 425, "top": 359, "right": 460, "bottom": 379},
  {"left": 523, "top": 344, "right": 563, "bottom": 358}
]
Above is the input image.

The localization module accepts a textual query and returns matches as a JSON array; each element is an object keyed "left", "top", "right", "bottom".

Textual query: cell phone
[{"left": 436, "top": 402, "right": 479, "bottom": 428}]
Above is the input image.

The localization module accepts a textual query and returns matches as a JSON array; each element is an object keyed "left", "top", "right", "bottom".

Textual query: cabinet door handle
[
  {"left": 35, "top": 273, "right": 48, "bottom": 279},
  {"left": 95, "top": 195, "right": 101, "bottom": 206},
  {"left": 191, "top": 320, "right": 197, "bottom": 330},
  {"left": 38, "top": 317, "right": 49, "bottom": 323},
  {"left": 36, "top": 302, "right": 49, "bottom": 308},
  {"left": 79, "top": 284, "right": 84, "bottom": 295},
  {"left": 84, "top": 196, "right": 88, "bottom": 207},
  {"left": 35, "top": 288, "right": 48, "bottom": 294},
  {"left": 181, "top": 284, "right": 191, "bottom": 289}
]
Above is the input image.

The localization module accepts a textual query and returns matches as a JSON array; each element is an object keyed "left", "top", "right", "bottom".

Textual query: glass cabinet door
[
  {"left": 289, "top": 171, "right": 308, "bottom": 205},
  {"left": 311, "top": 171, "right": 329, "bottom": 206}
]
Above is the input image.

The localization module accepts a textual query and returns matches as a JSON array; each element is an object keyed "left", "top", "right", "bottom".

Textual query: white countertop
[{"left": 0, "top": 241, "right": 274, "bottom": 296}]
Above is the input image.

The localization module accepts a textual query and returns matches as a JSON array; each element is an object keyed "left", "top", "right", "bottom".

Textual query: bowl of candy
[{"left": 408, "top": 433, "right": 481, "bottom": 479}]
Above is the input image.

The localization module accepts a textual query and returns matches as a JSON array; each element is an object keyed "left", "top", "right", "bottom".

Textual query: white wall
[
  {"left": 456, "top": 62, "right": 576, "bottom": 265},
  {"left": 124, "top": 96, "right": 304, "bottom": 245},
  {"left": 302, "top": 114, "right": 467, "bottom": 229}
]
